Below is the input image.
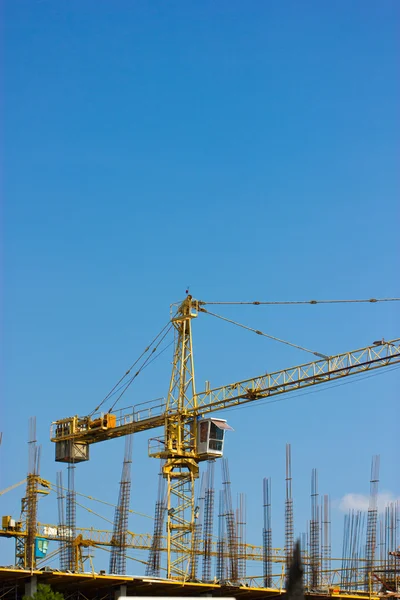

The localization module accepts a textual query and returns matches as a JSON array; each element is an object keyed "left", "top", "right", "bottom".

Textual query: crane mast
[
  {"left": 159, "top": 295, "right": 199, "bottom": 579},
  {"left": 49, "top": 296, "right": 400, "bottom": 580}
]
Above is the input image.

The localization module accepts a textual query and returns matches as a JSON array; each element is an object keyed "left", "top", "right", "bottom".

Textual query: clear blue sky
[{"left": 1, "top": 0, "right": 399, "bottom": 577}]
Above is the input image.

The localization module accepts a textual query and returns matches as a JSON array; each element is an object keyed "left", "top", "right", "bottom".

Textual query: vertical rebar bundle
[
  {"left": 192, "top": 472, "right": 206, "bottom": 580},
  {"left": 236, "top": 493, "right": 246, "bottom": 582},
  {"left": 285, "top": 443, "right": 294, "bottom": 571},
  {"left": 263, "top": 477, "right": 272, "bottom": 588},
  {"left": 109, "top": 435, "right": 133, "bottom": 575},
  {"left": 341, "top": 512, "right": 351, "bottom": 590},
  {"left": 202, "top": 460, "right": 215, "bottom": 582},
  {"left": 384, "top": 501, "right": 399, "bottom": 590},
  {"left": 341, "top": 510, "right": 366, "bottom": 590},
  {"left": 222, "top": 458, "right": 238, "bottom": 583},
  {"left": 300, "top": 531, "right": 308, "bottom": 588},
  {"left": 310, "top": 468, "right": 320, "bottom": 589},
  {"left": 365, "top": 455, "right": 380, "bottom": 589},
  {"left": 56, "top": 471, "right": 68, "bottom": 571},
  {"left": 146, "top": 460, "right": 167, "bottom": 577},
  {"left": 321, "top": 495, "right": 331, "bottom": 587},
  {"left": 66, "top": 462, "right": 76, "bottom": 571},
  {"left": 379, "top": 515, "right": 385, "bottom": 569},
  {"left": 216, "top": 489, "right": 226, "bottom": 582}
]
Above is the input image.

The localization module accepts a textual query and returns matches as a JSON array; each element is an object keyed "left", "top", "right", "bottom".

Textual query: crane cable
[
  {"left": 90, "top": 317, "right": 175, "bottom": 416},
  {"left": 200, "top": 297, "right": 400, "bottom": 306},
  {"left": 103, "top": 339, "right": 174, "bottom": 404},
  {"left": 46, "top": 481, "right": 154, "bottom": 520},
  {"left": 199, "top": 307, "right": 329, "bottom": 359},
  {"left": 107, "top": 324, "right": 173, "bottom": 413}
]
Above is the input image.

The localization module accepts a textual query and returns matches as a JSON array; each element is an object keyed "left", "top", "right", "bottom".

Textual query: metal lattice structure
[
  {"left": 66, "top": 462, "right": 77, "bottom": 571},
  {"left": 263, "top": 477, "right": 272, "bottom": 587},
  {"left": 222, "top": 458, "right": 238, "bottom": 583},
  {"left": 110, "top": 435, "right": 133, "bottom": 575},
  {"left": 49, "top": 296, "right": 400, "bottom": 581},
  {"left": 310, "top": 468, "right": 320, "bottom": 589},
  {"left": 321, "top": 494, "right": 331, "bottom": 586},
  {"left": 56, "top": 471, "right": 68, "bottom": 571},
  {"left": 365, "top": 455, "right": 380, "bottom": 590},
  {"left": 161, "top": 300, "right": 198, "bottom": 579},
  {"left": 216, "top": 489, "right": 226, "bottom": 582},
  {"left": 146, "top": 461, "right": 167, "bottom": 577},
  {"left": 202, "top": 460, "right": 215, "bottom": 582},
  {"left": 192, "top": 472, "right": 206, "bottom": 580},
  {"left": 285, "top": 443, "right": 294, "bottom": 570},
  {"left": 237, "top": 492, "right": 246, "bottom": 583},
  {"left": 15, "top": 418, "right": 50, "bottom": 570}
]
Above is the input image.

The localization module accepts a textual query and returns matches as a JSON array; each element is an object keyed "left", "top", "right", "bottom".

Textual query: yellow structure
[{"left": 50, "top": 295, "right": 400, "bottom": 580}]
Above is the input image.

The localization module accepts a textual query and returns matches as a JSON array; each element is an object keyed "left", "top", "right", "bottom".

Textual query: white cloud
[{"left": 338, "top": 491, "right": 400, "bottom": 513}]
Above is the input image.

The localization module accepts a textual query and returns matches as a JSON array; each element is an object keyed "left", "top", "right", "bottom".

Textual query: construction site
[{"left": 0, "top": 296, "right": 399, "bottom": 600}]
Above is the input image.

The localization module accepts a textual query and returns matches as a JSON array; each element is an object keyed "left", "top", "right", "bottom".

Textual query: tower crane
[{"left": 50, "top": 296, "right": 400, "bottom": 580}]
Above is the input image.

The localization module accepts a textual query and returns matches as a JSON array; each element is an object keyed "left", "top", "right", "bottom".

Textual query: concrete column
[
  {"left": 24, "top": 575, "right": 37, "bottom": 598},
  {"left": 114, "top": 584, "right": 127, "bottom": 600}
]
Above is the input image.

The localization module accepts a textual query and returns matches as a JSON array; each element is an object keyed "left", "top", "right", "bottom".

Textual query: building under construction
[{"left": 1, "top": 296, "right": 399, "bottom": 599}]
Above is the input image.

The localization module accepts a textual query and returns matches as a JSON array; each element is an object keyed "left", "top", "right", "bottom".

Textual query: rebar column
[
  {"left": 263, "top": 477, "right": 272, "bottom": 588},
  {"left": 364, "top": 455, "right": 380, "bottom": 590},
  {"left": 310, "top": 468, "right": 320, "bottom": 589},
  {"left": 237, "top": 492, "right": 246, "bottom": 582},
  {"left": 321, "top": 495, "right": 331, "bottom": 587},
  {"left": 216, "top": 489, "right": 226, "bottom": 582},
  {"left": 146, "top": 460, "right": 167, "bottom": 577},
  {"left": 56, "top": 471, "right": 68, "bottom": 571},
  {"left": 66, "top": 462, "right": 76, "bottom": 571},
  {"left": 110, "top": 435, "right": 133, "bottom": 575},
  {"left": 192, "top": 471, "right": 206, "bottom": 581},
  {"left": 285, "top": 443, "right": 294, "bottom": 572},
  {"left": 202, "top": 461, "right": 215, "bottom": 582},
  {"left": 222, "top": 458, "right": 238, "bottom": 583}
]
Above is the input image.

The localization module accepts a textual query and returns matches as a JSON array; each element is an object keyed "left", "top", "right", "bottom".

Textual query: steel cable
[{"left": 200, "top": 307, "right": 329, "bottom": 359}]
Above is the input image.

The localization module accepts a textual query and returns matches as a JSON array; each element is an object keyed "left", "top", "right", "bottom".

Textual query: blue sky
[{"left": 1, "top": 0, "right": 399, "bottom": 577}]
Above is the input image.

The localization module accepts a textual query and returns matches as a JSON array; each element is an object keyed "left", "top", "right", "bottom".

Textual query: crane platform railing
[{"left": 50, "top": 397, "right": 167, "bottom": 443}]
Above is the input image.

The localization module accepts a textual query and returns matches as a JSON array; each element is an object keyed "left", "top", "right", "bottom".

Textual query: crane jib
[
  {"left": 192, "top": 349, "right": 400, "bottom": 415},
  {"left": 50, "top": 338, "right": 400, "bottom": 447}
]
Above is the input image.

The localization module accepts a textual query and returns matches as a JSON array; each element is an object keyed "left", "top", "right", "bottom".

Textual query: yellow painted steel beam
[
  {"left": 50, "top": 337, "right": 400, "bottom": 446},
  {"left": 0, "top": 567, "right": 384, "bottom": 600},
  {"left": 0, "top": 524, "right": 287, "bottom": 562},
  {"left": 0, "top": 479, "right": 27, "bottom": 496},
  {"left": 193, "top": 338, "right": 400, "bottom": 414}
]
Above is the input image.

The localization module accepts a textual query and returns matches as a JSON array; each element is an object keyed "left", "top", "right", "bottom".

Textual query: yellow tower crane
[{"left": 50, "top": 295, "right": 400, "bottom": 580}]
